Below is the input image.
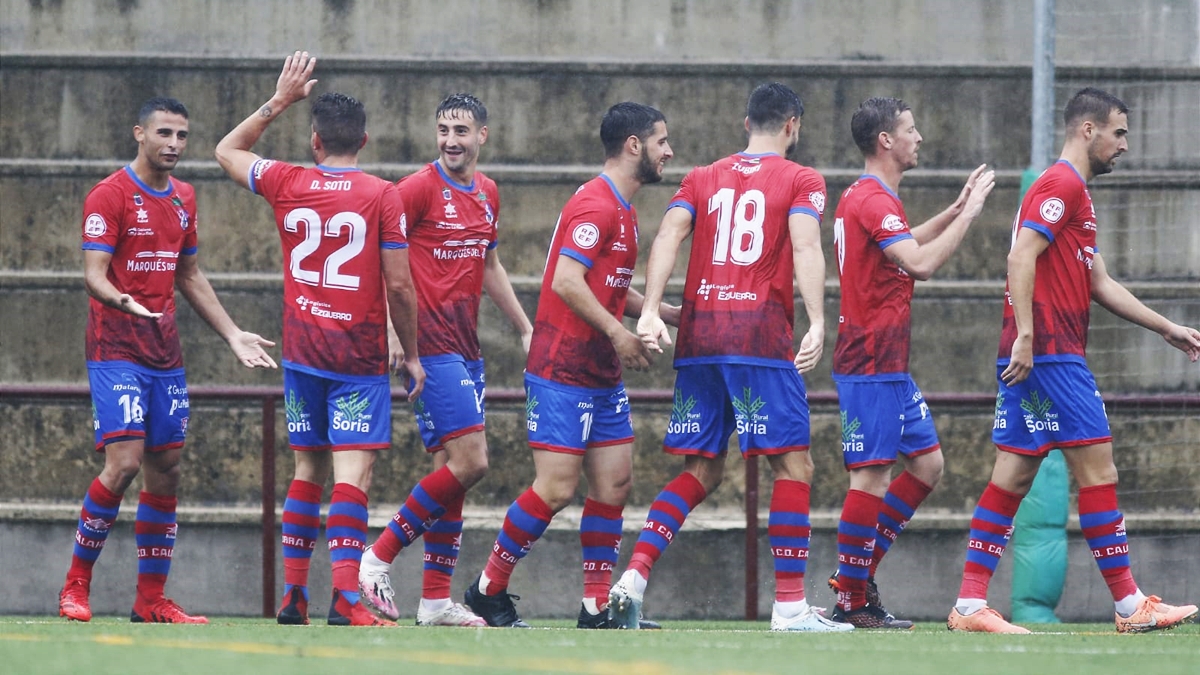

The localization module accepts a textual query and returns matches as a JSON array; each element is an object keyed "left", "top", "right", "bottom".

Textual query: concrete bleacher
[{"left": 1, "top": 0, "right": 1197, "bottom": 620}]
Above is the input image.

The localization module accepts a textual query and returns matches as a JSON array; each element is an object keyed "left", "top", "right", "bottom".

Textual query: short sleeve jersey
[
  {"left": 998, "top": 160, "right": 1097, "bottom": 363},
  {"left": 832, "top": 175, "right": 916, "bottom": 378},
  {"left": 249, "top": 160, "right": 407, "bottom": 378},
  {"left": 527, "top": 175, "right": 639, "bottom": 388},
  {"left": 668, "top": 153, "right": 826, "bottom": 367},
  {"left": 398, "top": 162, "right": 500, "bottom": 360},
  {"left": 81, "top": 166, "right": 199, "bottom": 370}
]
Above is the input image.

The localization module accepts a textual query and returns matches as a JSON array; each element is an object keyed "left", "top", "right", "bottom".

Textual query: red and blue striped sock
[
  {"left": 870, "top": 471, "right": 933, "bottom": 576},
  {"left": 835, "top": 489, "right": 882, "bottom": 610},
  {"left": 958, "top": 482, "right": 1023, "bottom": 600},
  {"left": 580, "top": 498, "right": 623, "bottom": 609},
  {"left": 281, "top": 479, "right": 322, "bottom": 600},
  {"left": 769, "top": 480, "right": 811, "bottom": 603},
  {"left": 481, "top": 488, "right": 554, "bottom": 594},
  {"left": 629, "top": 472, "right": 708, "bottom": 580},
  {"left": 327, "top": 483, "right": 368, "bottom": 605},
  {"left": 422, "top": 491, "right": 465, "bottom": 601},
  {"left": 1078, "top": 483, "right": 1137, "bottom": 601},
  {"left": 134, "top": 491, "right": 177, "bottom": 602},
  {"left": 67, "top": 478, "right": 123, "bottom": 583},
  {"left": 374, "top": 465, "right": 464, "bottom": 564}
]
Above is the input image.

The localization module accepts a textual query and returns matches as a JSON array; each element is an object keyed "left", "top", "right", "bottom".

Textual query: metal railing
[{"left": 2, "top": 383, "right": 1195, "bottom": 619}]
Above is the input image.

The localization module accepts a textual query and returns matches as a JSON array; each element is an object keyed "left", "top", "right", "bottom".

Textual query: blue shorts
[
  {"left": 524, "top": 373, "right": 633, "bottom": 455},
  {"left": 992, "top": 359, "right": 1112, "bottom": 456},
  {"left": 283, "top": 366, "right": 392, "bottom": 452},
  {"left": 88, "top": 361, "right": 189, "bottom": 453},
  {"left": 412, "top": 355, "right": 486, "bottom": 453},
  {"left": 833, "top": 375, "right": 940, "bottom": 469},
  {"left": 664, "top": 362, "right": 810, "bottom": 458}
]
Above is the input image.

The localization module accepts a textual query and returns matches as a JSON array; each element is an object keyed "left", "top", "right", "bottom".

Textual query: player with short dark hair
[
  {"left": 58, "top": 96, "right": 277, "bottom": 624},
  {"left": 947, "top": 87, "right": 1199, "bottom": 634},
  {"left": 608, "top": 83, "right": 850, "bottom": 632},
  {"left": 215, "top": 51, "right": 425, "bottom": 627},
  {"left": 461, "top": 102, "right": 677, "bottom": 629},
  {"left": 356, "top": 93, "right": 532, "bottom": 628},
  {"left": 827, "top": 97, "right": 995, "bottom": 629}
]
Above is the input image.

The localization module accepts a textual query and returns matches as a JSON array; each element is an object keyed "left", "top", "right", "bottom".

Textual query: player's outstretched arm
[
  {"left": 215, "top": 50, "right": 318, "bottom": 189},
  {"left": 1091, "top": 252, "right": 1200, "bottom": 362},
  {"left": 551, "top": 256, "right": 651, "bottom": 371},
  {"left": 789, "top": 212, "right": 825, "bottom": 374},
  {"left": 885, "top": 168, "right": 996, "bottom": 281},
  {"left": 910, "top": 164, "right": 989, "bottom": 244},
  {"left": 635, "top": 206, "right": 692, "bottom": 352},
  {"left": 174, "top": 253, "right": 277, "bottom": 368},
  {"left": 482, "top": 249, "right": 534, "bottom": 355},
  {"left": 82, "top": 249, "right": 162, "bottom": 319},
  {"left": 382, "top": 247, "right": 426, "bottom": 400}
]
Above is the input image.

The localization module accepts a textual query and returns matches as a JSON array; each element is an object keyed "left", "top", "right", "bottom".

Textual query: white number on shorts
[
  {"left": 283, "top": 208, "right": 367, "bottom": 290},
  {"left": 579, "top": 411, "right": 594, "bottom": 443},
  {"left": 118, "top": 394, "right": 144, "bottom": 424},
  {"left": 709, "top": 187, "right": 765, "bottom": 266}
]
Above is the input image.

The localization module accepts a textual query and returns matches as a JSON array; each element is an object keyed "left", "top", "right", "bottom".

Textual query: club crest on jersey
[
  {"left": 84, "top": 213, "right": 107, "bottom": 237},
  {"left": 442, "top": 188, "right": 452, "bottom": 200},
  {"left": 571, "top": 222, "right": 600, "bottom": 249},
  {"left": 132, "top": 193, "right": 144, "bottom": 206},
  {"left": 1040, "top": 197, "right": 1065, "bottom": 223},
  {"left": 882, "top": 214, "right": 905, "bottom": 232}
]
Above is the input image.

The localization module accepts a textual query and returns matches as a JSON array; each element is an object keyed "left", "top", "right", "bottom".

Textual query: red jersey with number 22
[
  {"left": 249, "top": 160, "right": 407, "bottom": 377},
  {"left": 527, "top": 175, "right": 638, "bottom": 388}
]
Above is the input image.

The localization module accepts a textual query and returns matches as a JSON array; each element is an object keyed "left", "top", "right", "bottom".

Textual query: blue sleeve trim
[
  {"left": 380, "top": 242, "right": 406, "bottom": 250},
  {"left": 1021, "top": 220, "right": 1054, "bottom": 242},
  {"left": 180, "top": 246, "right": 198, "bottom": 256},
  {"left": 879, "top": 233, "right": 913, "bottom": 250},
  {"left": 561, "top": 248, "right": 594, "bottom": 269},
  {"left": 788, "top": 206, "right": 820, "bottom": 222},
  {"left": 247, "top": 161, "right": 262, "bottom": 195},
  {"left": 488, "top": 240, "right": 499, "bottom": 250},
  {"left": 666, "top": 200, "right": 696, "bottom": 217},
  {"left": 82, "top": 242, "right": 115, "bottom": 253}
]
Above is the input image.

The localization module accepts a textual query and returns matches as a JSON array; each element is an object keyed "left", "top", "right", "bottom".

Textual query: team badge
[
  {"left": 571, "top": 222, "right": 600, "bottom": 249},
  {"left": 882, "top": 214, "right": 905, "bottom": 232},
  {"left": 478, "top": 191, "right": 488, "bottom": 202},
  {"left": 1039, "top": 198, "right": 1065, "bottom": 224},
  {"left": 809, "top": 191, "right": 826, "bottom": 214},
  {"left": 84, "top": 213, "right": 106, "bottom": 237},
  {"left": 132, "top": 193, "right": 143, "bottom": 206},
  {"left": 442, "top": 188, "right": 452, "bottom": 200}
]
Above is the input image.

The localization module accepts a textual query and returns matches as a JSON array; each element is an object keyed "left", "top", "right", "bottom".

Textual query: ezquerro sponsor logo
[
  {"left": 841, "top": 410, "right": 865, "bottom": 453},
  {"left": 667, "top": 388, "right": 701, "bottom": 435},
  {"left": 1020, "top": 391, "right": 1059, "bottom": 433},
  {"left": 732, "top": 387, "right": 768, "bottom": 435}
]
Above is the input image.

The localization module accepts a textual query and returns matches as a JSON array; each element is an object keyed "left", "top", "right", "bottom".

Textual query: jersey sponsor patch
[
  {"left": 1039, "top": 197, "right": 1065, "bottom": 223},
  {"left": 882, "top": 214, "right": 905, "bottom": 232},
  {"left": 571, "top": 222, "right": 600, "bottom": 249},
  {"left": 84, "top": 213, "right": 106, "bottom": 237},
  {"left": 253, "top": 159, "right": 275, "bottom": 181},
  {"left": 809, "top": 191, "right": 826, "bottom": 214}
]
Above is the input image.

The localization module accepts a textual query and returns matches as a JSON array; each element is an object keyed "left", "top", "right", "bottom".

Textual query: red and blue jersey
[
  {"left": 998, "top": 160, "right": 1097, "bottom": 364},
  {"left": 832, "top": 175, "right": 915, "bottom": 378},
  {"left": 669, "top": 153, "right": 826, "bottom": 367},
  {"left": 527, "top": 175, "right": 639, "bottom": 388},
  {"left": 248, "top": 159, "right": 407, "bottom": 378},
  {"left": 81, "top": 166, "right": 198, "bottom": 370},
  {"left": 398, "top": 161, "right": 500, "bottom": 360}
]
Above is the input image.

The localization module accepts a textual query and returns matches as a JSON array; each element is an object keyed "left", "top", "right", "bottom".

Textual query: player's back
[
  {"left": 672, "top": 153, "right": 826, "bottom": 366},
  {"left": 250, "top": 160, "right": 406, "bottom": 377}
]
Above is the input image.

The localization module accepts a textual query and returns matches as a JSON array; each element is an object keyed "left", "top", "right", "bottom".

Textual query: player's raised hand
[
  {"left": 117, "top": 294, "right": 163, "bottom": 319},
  {"left": 614, "top": 328, "right": 653, "bottom": 372},
  {"left": 961, "top": 168, "right": 996, "bottom": 219},
  {"left": 793, "top": 324, "right": 824, "bottom": 374},
  {"left": 948, "top": 164, "right": 989, "bottom": 216},
  {"left": 1001, "top": 333, "right": 1034, "bottom": 385},
  {"left": 1162, "top": 324, "right": 1200, "bottom": 362},
  {"left": 636, "top": 313, "right": 672, "bottom": 353},
  {"left": 401, "top": 356, "right": 427, "bottom": 402},
  {"left": 229, "top": 331, "right": 278, "bottom": 369},
  {"left": 275, "top": 51, "right": 318, "bottom": 106}
]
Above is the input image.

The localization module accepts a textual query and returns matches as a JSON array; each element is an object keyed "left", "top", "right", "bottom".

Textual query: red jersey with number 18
[
  {"left": 249, "top": 160, "right": 407, "bottom": 377},
  {"left": 81, "top": 166, "right": 199, "bottom": 370},
  {"left": 398, "top": 161, "right": 500, "bottom": 360},
  {"left": 832, "top": 175, "right": 915, "bottom": 378},
  {"left": 527, "top": 175, "right": 639, "bottom": 389},
  {"left": 998, "top": 160, "right": 1097, "bottom": 363},
  {"left": 669, "top": 153, "right": 826, "bottom": 366}
]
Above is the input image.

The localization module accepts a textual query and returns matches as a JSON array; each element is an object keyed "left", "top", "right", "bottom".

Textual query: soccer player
[
  {"left": 826, "top": 97, "right": 995, "bottom": 629},
  {"left": 357, "top": 93, "right": 532, "bottom": 628},
  {"left": 461, "top": 102, "right": 676, "bottom": 629},
  {"left": 58, "top": 96, "right": 277, "bottom": 624},
  {"left": 947, "top": 87, "right": 1200, "bottom": 634},
  {"left": 215, "top": 51, "right": 425, "bottom": 627},
  {"left": 609, "top": 83, "right": 851, "bottom": 633}
]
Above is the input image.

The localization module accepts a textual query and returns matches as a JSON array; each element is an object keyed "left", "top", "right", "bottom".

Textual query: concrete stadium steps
[
  {"left": 3, "top": 272, "right": 1198, "bottom": 391},
  {"left": 2, "top": 0, "right": 1197, "bottom": 65},
  {"left": 2, "top": 393, "right": 1197, "bottom": 513},
  {"left": 3, "top": 54, "right": 1198, "bottom": 171}
]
